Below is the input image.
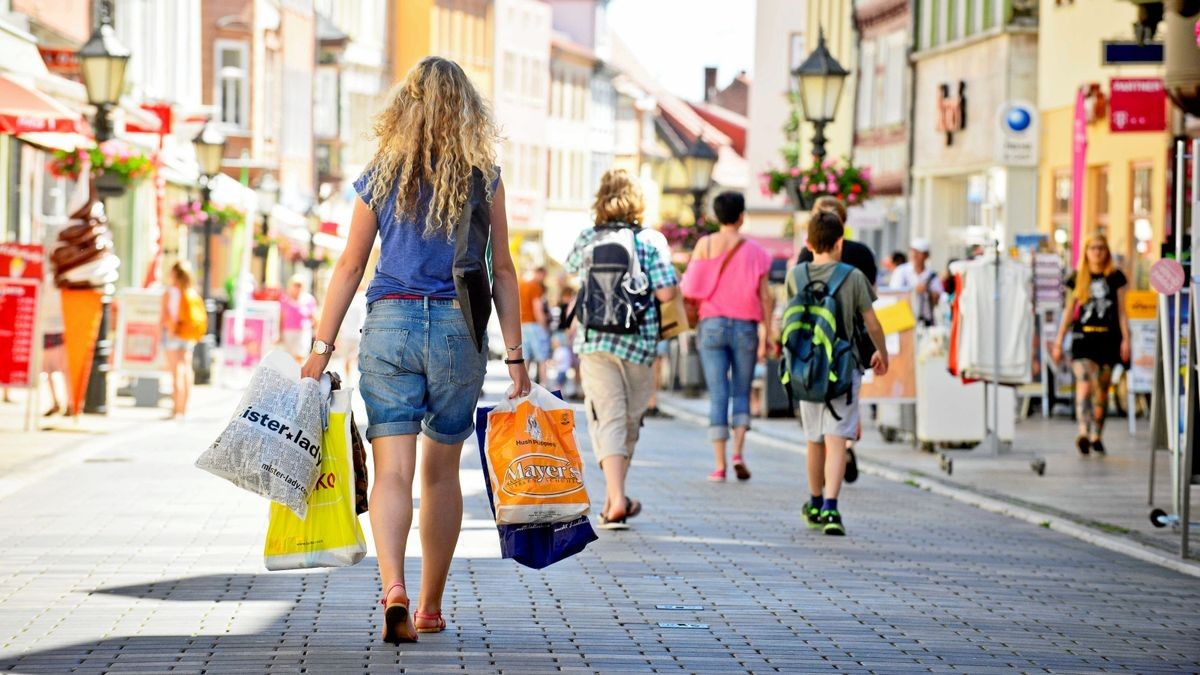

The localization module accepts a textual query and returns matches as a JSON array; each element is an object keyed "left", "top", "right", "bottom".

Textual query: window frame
[{"left": 213, "top": 39, "right": 250, "bottom": 131}]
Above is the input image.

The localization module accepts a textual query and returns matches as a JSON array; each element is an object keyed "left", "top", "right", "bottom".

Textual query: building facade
[
  {"left": 541, "top": 36, "right": 593, "bottom": 264},
  {"left": 851, "top": 0, "right": 911, "bottom": 257},
  {"left": 493, "top": 0, "right": 550, "bottom": 238},
  {"left": 391, "top": 0, "right": 492, "bottom": 95},
  {"left": 1036, "top": 0, "right": 1168, "bottom": 288},
  {"left": 909, "top": 0, "right": 1039, "bottom": 267}
]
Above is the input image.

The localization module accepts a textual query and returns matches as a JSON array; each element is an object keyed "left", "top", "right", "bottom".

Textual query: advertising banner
[
  {"left": 116, "top": 289, "right": 165, "bottom": 373},
  {"left": 1109, "top": 78, "right": 1167, "bottom": 133},
  {"left": 0, "top": 279, "right": 39, "bottom": 387},
  {"left": 222, "top": 300, "right": 280, "bottom": 369}
]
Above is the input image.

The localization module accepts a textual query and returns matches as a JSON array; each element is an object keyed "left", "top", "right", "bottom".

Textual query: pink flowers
[{"left": 789, "top": 166, "right": 801, "bottom": 177}]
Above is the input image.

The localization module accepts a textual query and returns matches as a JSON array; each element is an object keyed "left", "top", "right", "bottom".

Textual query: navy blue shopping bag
[{"left": 474, "top": 397, "right": 598, "bottom": 570}]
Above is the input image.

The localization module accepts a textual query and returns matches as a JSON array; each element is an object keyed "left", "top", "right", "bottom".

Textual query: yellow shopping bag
[{"left": 263, "top": 388, "right": 366, "bottom": 570}]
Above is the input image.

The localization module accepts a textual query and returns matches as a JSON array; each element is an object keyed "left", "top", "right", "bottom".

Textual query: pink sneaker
[{"left": 707, "top": 469, "right": 726, "bottom": 482}]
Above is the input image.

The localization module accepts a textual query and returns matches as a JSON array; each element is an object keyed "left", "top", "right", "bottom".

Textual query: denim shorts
[{"left": 358, "top": 298, "right": 488, "bottom": 443}]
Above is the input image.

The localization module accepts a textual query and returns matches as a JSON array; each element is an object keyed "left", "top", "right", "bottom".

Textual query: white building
[
  {"left": 493, "top": 0, "right": 550, "bottom": 239},
  {"left": 542, "top": 35, "right": 593, "bottom": 265}
]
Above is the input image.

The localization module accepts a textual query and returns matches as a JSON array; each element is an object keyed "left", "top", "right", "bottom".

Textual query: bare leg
[
  {"left": 369, "top": 434, "right": 419, "bottom": 638},
  {"left": 806, "top": 441, "right": 825, "bottom": 498},
  {"left": 417, "top": 435, "right": 465, "bottom": 621},
  {"left": 164, "top": 350, "right": 182, "bottom": 417},
  {"left": 179, "top": 351, "right": 193, "bottom": 415},
  {"left": 712, "top": 439, "right": 727, "bottom": 472},
  {"left": 822, "top": 435, "right": 849, "bottom": 500},
  {"left": 732, "top": 426, "right": 747, "bottom": 459},
  {"left": 601, "top": 455, "right": 629, "bottom": 520}
]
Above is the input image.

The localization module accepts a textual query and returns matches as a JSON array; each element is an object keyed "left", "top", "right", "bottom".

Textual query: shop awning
[
  {"left": 0, "top": 74, "right": 88, "bottom": 135},
  {"left": 16, "top": 131, "right": 91, "bottom": 152}
]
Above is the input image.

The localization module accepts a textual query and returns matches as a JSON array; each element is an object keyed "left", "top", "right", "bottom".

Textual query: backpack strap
[
  {"left": 826, "top": 263, "right": 854, "bottom": 296},
  {"left": 792, "top": 262, "right": 812, "bottom": 293}
]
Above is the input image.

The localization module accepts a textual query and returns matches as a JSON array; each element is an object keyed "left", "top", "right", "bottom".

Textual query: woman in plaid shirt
[{"left": 566, "top": 170, "right": 679, "bottom": 530}]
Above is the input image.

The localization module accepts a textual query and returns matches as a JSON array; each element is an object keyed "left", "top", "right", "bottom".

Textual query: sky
[{"left": 606, "top": 0, "right": 756, "bottom": 102}]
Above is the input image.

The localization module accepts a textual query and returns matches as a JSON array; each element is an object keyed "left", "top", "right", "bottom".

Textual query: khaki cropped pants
[{"left": 579, "top": 352, "right": 654, "bottom": 466}]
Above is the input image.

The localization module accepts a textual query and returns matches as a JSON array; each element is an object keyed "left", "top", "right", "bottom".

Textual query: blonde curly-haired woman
[
  {"left": 302, "top": 57, "right": 530, "bottom": 644},
  {"left": 566, "top": 169, "right": 679, "bottom": 530}
]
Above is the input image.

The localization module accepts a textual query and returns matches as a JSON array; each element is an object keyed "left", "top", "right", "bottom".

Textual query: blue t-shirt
[{"left": 353, "top": 168, "right": 498, "bottom": 303}]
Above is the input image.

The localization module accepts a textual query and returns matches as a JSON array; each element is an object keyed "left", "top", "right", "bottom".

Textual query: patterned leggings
[{"left": 1072, "top": 359, "right": 1114, "bottom": 438}]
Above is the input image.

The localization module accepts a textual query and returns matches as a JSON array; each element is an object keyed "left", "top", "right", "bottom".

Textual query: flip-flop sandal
[{"left": 597, "top": 515, "right": 630, "bottom": 530}]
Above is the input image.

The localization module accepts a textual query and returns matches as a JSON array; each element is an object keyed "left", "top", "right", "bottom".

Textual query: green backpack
[{"left": 780, "top": 263, "right": 856, "bottom": 416}]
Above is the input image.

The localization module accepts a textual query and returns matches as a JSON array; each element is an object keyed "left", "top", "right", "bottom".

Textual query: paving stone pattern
[{"left": 0, "top": 377, "right": 1197, "bottom": 673}]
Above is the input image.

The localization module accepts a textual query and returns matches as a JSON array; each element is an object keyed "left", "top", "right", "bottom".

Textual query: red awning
[{"left": 0, "top": 75, "right": 88, "bottom": 135}]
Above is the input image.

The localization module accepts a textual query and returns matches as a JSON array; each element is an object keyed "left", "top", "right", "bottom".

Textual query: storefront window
[{"left": 1131, "top": 164, "right": 1154, "bottom": 288}]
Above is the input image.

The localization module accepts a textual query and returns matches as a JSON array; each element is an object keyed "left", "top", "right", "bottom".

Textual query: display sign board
[
  {"left": 115, "top": 289, "right": 164, "bottom": 374},
  {"left": 0, "top": 279, "right": 39, "bottom": 387},
  {"left": 1102, "top": 41, "right": 1163, "bottom": 66},
  {"left": 995, "top": 100, "right": 1039, "bottom": 166},
  {"left": 222, "top": 300, "right": 281, "bottom": 369},
  {"left": 1110, "top": 78, "right": 1167, "bottom": 133},
  {"left": 0, "top": 243, "right": 43, "bottom": 280}
]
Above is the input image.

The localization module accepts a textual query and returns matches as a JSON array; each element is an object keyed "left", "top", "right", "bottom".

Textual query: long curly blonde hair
[
  {"left": 592, "top": 169, "right": 644, "bottom": 225},
  {"left": 364, "top": 57, "right": 500, "bottom": 238}
]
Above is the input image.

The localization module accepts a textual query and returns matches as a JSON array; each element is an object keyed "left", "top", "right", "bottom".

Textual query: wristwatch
[{"left": 312, "top": 339, "right": 335, "bottom": 355}]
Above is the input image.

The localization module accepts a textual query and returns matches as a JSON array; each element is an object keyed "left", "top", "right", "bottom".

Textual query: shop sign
[
  {"left": 1109, "top": 78, "right": 1166, "bottom": 133},
  {"left": 1125, "top": 289, "right": 1157, "bottom": 321},
  {"left": 222, "top": 301, "right": 281, "bottom": 369},
  {"left": 115, "top": 289, "right": 164, "bottom": 374},
  {"left": 995, "top": 100, "right": 1039, "bottom": 167},
  {"left": 37, "top": 47, "right": 79, "bottom": 77},
  {"left": 935, "top": 81, "right": 967, "bottom": 145},
  {"left": 0, "top": 243, "right": 43, "bottom": 280},
  {"left": 0, "top": 279, "right": 39, "bottom": 387}
]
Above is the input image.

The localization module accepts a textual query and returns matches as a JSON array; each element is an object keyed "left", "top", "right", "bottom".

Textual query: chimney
[{"left": 704, "top": 66, "right": 717, "bottom": 102}]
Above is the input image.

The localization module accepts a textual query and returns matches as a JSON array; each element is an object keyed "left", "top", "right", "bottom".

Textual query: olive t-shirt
[{"left": 786, "top": 262, "right": 878, "bottom": 368}]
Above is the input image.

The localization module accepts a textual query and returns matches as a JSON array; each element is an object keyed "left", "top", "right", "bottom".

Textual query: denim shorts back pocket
[
  {"left": 358, "top": 327, "right": 411, "bottom": 376},
  {"left": 446, "top": 334, "right": 486, "bottom": 386}
]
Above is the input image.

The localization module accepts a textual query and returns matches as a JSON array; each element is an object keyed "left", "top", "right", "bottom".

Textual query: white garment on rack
[{"left": 950, "top": 257, "right": 1033, "bottom": 384}]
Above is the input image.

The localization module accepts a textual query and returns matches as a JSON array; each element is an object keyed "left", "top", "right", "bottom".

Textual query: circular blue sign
[{"left": 1005, "top": 106, "right": 1032, "bottom": 132}]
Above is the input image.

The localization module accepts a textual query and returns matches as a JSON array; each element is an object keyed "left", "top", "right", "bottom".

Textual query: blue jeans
[
  {"left": 697, "top": 317, "right": 758, "bottom": 441},
  {"left": 358, "top": 298, "right": 488, "bottom": 443}
]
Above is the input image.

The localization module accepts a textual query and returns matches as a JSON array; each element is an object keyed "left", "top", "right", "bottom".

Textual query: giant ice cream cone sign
[{"left": 49, "top": 199, "right": 120, "bottom": 415}]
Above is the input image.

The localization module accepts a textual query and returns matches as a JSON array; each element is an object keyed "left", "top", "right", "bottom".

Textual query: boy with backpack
[{"left": 782, "top": 211, "right": 888, "bottom": 535}]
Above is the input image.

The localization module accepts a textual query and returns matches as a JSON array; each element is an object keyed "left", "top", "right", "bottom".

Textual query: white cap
[{"left": 911, "top": 238, "right": 931, "bottom": 253}]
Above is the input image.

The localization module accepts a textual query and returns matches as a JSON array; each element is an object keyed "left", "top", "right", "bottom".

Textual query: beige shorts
[
  {"left": 579, "top": 352, "right": 654, "bottom": 466},
  {"left": 798, "top": 372, "right": 862, "bottom": 443}
]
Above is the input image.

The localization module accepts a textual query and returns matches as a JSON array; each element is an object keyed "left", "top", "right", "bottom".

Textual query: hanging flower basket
[
  {"left": 48, "top": 140, "right": 153, "bottom": 192},
  {"left": 659, "top": 217, "right": 721, "bottom": 253},
  {"left": 172, "top": 199, "right": 245, "bottom": 234},
  {"left": 761, "top": 156, "right": 872, "bottom": 212}
]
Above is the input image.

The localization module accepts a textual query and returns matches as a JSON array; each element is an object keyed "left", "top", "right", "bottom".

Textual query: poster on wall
[
  {"left": 116, "top": 289, "right": 165, "bottom": 374},
  {"left": 222, "top": 301, "right": 280, "bottom": 369}
]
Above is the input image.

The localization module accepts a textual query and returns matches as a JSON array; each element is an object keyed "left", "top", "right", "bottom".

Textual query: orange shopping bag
[{"left": 483, "top": 384, "right": 590, "bottom": 525}]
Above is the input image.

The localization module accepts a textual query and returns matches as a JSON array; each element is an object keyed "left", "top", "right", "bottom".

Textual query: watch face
[{"left": 314, "top": 341, "right": 328, "bottom": 355}]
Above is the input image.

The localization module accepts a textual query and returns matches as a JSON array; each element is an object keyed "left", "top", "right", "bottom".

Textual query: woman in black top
[{"left": 1052, "top": 234, "right": 1130, "bottom": 455}]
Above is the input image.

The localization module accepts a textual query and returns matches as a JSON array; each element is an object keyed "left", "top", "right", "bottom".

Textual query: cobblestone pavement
[{"left": 0, "top": 375, "right": 1198, "bottom": 673}]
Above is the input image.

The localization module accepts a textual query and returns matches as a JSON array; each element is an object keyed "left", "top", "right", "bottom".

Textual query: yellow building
[
  {"left": 391, "top": 0, "right": 493, "bottom": 96},
  {"left": 1037, "top": 0, "right": 1169, "bottom": 288}
]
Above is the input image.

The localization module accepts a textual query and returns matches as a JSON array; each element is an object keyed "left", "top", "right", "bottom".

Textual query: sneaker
[
  {"left": 1076, "top": 435, "right": 1091, "bottom": 455},
  {"left": 821, "top": 509, "right": 845, "bottom": 536},
  {"left": 802, "top": 501, "right": 823, "bottom": 528},
  {"left": 844, "top": 448, "right": 859, "bottom": 484},
  {"left": 1091, "top": 439, "right": 1105, "bottom": 454}
]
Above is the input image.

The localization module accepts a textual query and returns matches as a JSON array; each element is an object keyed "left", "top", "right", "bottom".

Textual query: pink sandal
[
  {"left": 707, "top": 469, "right": 726, "bottom": 482},
  {"left": 415, "top": 610, "right": 447, "bottom": 633},
  {"left": 732, "top": 455, "right": 751, "bottom": 481},
  {"left": 379, "top": 582, "right": 417, "bottom": 644}
]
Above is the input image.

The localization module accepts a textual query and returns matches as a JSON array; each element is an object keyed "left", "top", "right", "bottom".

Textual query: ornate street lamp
[
  {"left": 78, "top": 5, "right": 129, "bottom": 415},
  {"left": 191, "top": 119, "right": 226, "bottom": 386},
  {"left": 683, "top": 140, "right": 718, "bottom": 223},
  {"left": 255, "top": 173, "right": 279, "bottom": 286},
  {"left": 791, "top": 28, "right": 849, "bottom": 161}
]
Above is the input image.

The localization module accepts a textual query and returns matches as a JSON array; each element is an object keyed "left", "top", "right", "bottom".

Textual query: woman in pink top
[{"left": 680, "top": 192, "right": 774, "bottom": 481}]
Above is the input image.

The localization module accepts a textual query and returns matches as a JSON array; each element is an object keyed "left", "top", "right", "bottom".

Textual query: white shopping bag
[{"left": 196, "top": 349, "right": 328, "bottom": 519}]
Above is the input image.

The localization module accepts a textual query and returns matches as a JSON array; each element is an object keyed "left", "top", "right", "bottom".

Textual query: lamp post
[
  {"left": 683, "top": 142, "right": 718, "bottom": 224},
  {"left": 77, "top": 4, "right": 129, "bottom": 415},
  {"left": 191, "top": 119, "right": 226, "bottom": 385},
  {"left": 791, "top": 28, "right": 849, "bottom": 162},
  {"left": 255, "top": 173, "right": 279, "bottom": 286}
]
